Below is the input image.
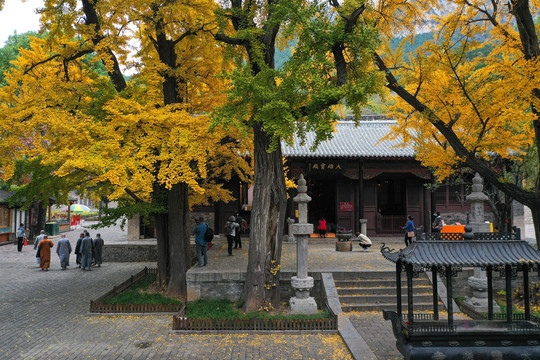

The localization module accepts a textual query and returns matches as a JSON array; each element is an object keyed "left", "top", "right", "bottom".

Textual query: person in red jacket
[{"left": 318, "top": 217, "right": 327, "bottom": 237}]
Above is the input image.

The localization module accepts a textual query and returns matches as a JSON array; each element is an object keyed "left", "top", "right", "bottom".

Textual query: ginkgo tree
[
  {"left": 374, "top": 0, "right": 540, "bottom": 244},
  {"left": 0, "top": 0, "right": 251, "bottom": 297},
  {"left": 212, "top": 0, "right": 384, "bottom": 312}
]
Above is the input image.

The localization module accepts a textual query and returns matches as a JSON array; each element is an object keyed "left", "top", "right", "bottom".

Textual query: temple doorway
[{"left": 306, "top": 176, "right": 337, "bottom": 230}]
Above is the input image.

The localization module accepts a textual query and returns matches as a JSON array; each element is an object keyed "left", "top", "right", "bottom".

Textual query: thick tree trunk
[
  {"left": 32, "top": 201, "right": 47, "bottom": 239},
  {"left": 153, "top": 183, "right": 169, "bottom": 287},
  {"left": 166, "top": 182, "right": 189, "bottom": 297},
  {"left": 155, "top": 212, "right": 169, "bottom": 287},
  {"left": 242, "top": 123, "right": 287, "bottom": 312}
]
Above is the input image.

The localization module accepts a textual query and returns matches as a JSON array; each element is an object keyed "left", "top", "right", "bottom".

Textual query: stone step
[
  {"left": 337, "top": 287, "right": 433, "bottom": 296},
  {"left": 334, "top": 279, "right": 431, "bottom": 288},
  {"left": 332, "top": 271, "right": 400, "bottom": 280},
  {"left": 339, "top": 294, "right": 437, "bottom": 305},
  {"left": 341, "top": 303, "right": 446, "bottom": 312}
]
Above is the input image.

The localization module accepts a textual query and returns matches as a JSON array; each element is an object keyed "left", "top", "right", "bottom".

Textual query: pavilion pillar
[
  {"left": 446, "top": 266, "right": 454, "bottom": 327},
  {"left": 487, "top": 265, "right": 494, "bottom": 320},
  {"left": 396, "top": 260, "right": 402, "bottom": 317},
  {"left": 432, "top": 265, "right": 439, "bottom": 320},
  {"left": 407, "top": 263, "right": 414, "bottom": 326},
  {"left": 524, "top": 265, "right": 530, "bottom": 321},
  {"left": 505, "top": 265, "right": 513, "bottom": 325}
]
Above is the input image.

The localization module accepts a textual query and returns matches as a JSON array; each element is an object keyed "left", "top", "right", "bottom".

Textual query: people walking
[
  {"left": 80, "top": 232, "right": 94, "bottom": 271},
  {"left": 34, "top": 230, "right": 46, "bottom": 265},
  {"left": 193, "top": 217, "right": 209, "bottom": 267},
  {"left": 402, "top": 215, "right": 416, "bottom": 247},
  {"left": 234, "top": 212, "right": 243, "bottom": 249},
  {"left": 432, "top": 212, "right": 443, "bottom": 233},
  {"left": 16, "top": 223, "right": 25, "bottom": 252},
  {"left": 38, "top": 235, "right": 54, "bottom": 271},
  {"left": 74, "top": 233, "right": 84, "bottom": 268},
  {"left": 56, "top": 234, "right": 72, "bottom": 270},
  {"left": 225, "top": 215, "right": 240, "bottom": 256},
  {"left": 93, "top": 233, "right": 104, "bottom": 267}
]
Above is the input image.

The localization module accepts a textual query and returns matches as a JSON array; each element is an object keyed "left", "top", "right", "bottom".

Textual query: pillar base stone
[{"left": 289, "top": 296, "right": 318, "bottom": 315}]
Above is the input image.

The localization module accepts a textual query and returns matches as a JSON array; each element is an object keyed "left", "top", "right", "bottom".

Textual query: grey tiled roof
[
  {"left": 381, "top": 240, "right": 540, "bottom": 267},
  {"left": 281, "top": 120, "right": 415, "bottom": 159},
  {"left": 0, "top": 190, "right": 14, "bottom": 203}
]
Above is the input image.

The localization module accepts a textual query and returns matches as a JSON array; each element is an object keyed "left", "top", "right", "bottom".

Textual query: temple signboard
[
  {"left": 339, "top": 202, "right": 354, "bottom": 212},
  {"left": 308, "top": 160, "right": 344, "bottom": 173}
]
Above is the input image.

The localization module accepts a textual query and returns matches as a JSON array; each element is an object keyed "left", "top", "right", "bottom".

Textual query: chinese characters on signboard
[
  {"left": 339, "top": 202, "right": 354, "bottom": 212},
  {"left": 308, "top": 161, "right": 344, "bottom": 173}
]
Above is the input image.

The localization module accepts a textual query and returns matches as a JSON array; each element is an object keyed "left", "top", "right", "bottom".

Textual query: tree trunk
[
  {"left": 166, "top": 182, "right": 189, "bottom": 297},
  {"left": 242, "top": 123, "right": 287, "bottom": 312},
  {"left": 153, "top": 182, "right": 169, "bottom": 287},
  {"left": 531, "top": 206, "right": 540, "bottom": 247},
  {"left": 32, "top": 201, "right": 47, "bottom": 239}
]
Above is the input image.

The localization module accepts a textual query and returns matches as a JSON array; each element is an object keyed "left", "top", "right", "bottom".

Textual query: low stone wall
[
  {"left": 187, "top": 270, "right": 322, "bottom": 302},
  {"left": 103, "top": 243, "right": 196, "bottom": 262}
]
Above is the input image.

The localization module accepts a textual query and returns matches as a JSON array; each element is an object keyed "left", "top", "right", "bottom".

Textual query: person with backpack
[
  {"left": 225, "top": 215, "right": 240, "bottom": 256},
  {"left": 193, "top": 217, "right": 209, "bottom": 267}
]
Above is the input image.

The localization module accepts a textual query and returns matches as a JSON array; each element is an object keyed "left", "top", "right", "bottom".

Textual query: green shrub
[
  {"left": 103, "top": 274, "right": 182, "bottom": 305},
  {"left": 184, "top": 299, "right": 332, "bottom": 320}
]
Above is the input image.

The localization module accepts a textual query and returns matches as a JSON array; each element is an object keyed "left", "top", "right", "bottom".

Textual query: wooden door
[
  {"left": 406, "top": 180, "right": 424, "bottom": 229},
  {"left": 336, "top": 179, "right": 354, "bottom": 232}
]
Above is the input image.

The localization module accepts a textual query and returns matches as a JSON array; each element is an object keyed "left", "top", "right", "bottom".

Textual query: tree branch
[{"left": 373, "top": 51, "right": 538, "bottom": 207}]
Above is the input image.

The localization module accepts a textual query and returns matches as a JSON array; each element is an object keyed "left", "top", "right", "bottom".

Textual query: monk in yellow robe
[{"left": 38, "top": 235, "right": 54, "bottom": 271}]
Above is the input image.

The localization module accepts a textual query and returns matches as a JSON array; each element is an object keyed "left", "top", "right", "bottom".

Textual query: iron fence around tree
[{"left": 89, "top": 267, "right": 183, "bottom": 314}]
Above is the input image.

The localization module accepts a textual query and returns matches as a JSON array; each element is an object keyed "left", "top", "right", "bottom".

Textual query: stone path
[
  {"left": 1, "top": 222, "right": 410, "bottom": 359},
  {"left": 0, "top": 240, "right": 352, "bottom": 360}
]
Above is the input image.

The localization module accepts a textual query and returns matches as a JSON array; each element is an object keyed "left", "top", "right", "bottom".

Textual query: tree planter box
[
  {"left": 335, "top": 241, "right": 352, "bottom": 252},
  {"left": 89, "top": 267, "right": 183, "bottom": 314},
  {"left": 172, "top": 309, "right": 337, "bottom": 331}
]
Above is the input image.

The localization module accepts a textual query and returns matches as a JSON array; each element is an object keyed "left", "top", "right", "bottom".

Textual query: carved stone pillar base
[
  {"left": 462, "top": 297, "right": 501, "bottom": 314},
  {"left": 289, "top": 296, "right": 318, "bottom": 314}
]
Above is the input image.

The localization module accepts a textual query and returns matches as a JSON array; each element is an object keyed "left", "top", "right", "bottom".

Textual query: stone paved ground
[
  {"left": 0, "top": 237, "right": 352, "bottom": 360},
  {"left": 347, "top": 313, "right": 403, "bottom": 360}
]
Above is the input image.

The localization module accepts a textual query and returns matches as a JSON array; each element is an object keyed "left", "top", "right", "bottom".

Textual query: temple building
[{"left": 139, "top": 116, "right": 495, "bottom": 239}]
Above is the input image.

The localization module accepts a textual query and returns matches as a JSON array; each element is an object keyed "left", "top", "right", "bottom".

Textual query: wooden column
[
  {"left": 523, "top": 265, "right": 530, "bottom": 321},
  {"left": 487, "top": 265, "right": 494, "bottom": 320},
  {"left": 407, "top": 263, "right": 414, "bottom": 326},
  {"left": 396, "top": 260, "right": 402, "bottom": 317},
  {"left": 359, "top": 162, "right": 364, "bottom": 219},
  {"left": 446, "top": 266, "right": 453, "bottom": 327},
  {"left": 432, "top": 265, "right": 439, "bottom": 320},
  {"left": 505, "top": 265, "right": 513, "bottom": 325},
  {"left": 354, "top": 178, "right": 360, "bottom": 234},
  {"left": 424, "top": 187, "right": 431, "bottom": 234}
]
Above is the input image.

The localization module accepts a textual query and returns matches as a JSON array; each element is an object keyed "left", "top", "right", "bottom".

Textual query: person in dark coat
[
  {"left": 56, "top": 234, "right": 72, "bottom": 270},
  {"left": 93, "top": 233, "right": 104, "bottom": 267},
  {"left": 74, "top": 233, "right": 84, "bottom": 268},
  {"left": 80, "top": 232, "right": 94, "bottom": 271},
  {"left": 225, "top": 216, "right": 239, "bottom": 256},
  {"left": 16, "top": 223, "right": 26, "bottom": 252}
]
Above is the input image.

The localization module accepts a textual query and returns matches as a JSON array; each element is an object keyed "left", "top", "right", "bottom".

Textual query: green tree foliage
[
  {"left": 214, "top": 0, "right": 383, "bottom": 312},
  {"left": 0, "top": 32, "right": 36, "bottom": 86}
]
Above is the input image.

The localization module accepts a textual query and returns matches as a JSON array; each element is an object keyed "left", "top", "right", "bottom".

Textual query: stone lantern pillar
[
  {"left": 289, "top": 174, "right": 317, "bottom": 314},
  {"left": 464, "top": 175, "right": 500, "bottom": 313},
  {"left": 466, "top": 173, "right": 491, "bottom": 233}
]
